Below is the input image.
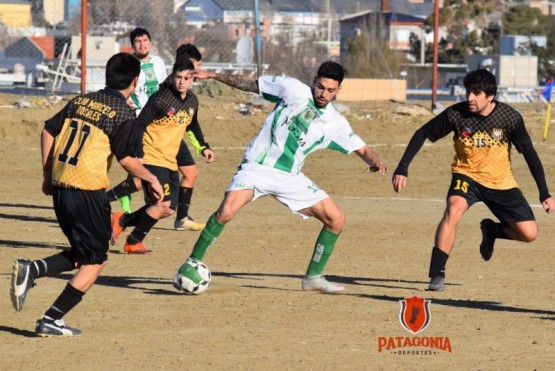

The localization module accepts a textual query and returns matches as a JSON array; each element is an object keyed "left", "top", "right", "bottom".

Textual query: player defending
[
  {"left": 176, "top": 61, "right": 387, "bottom": 293},
  {"left": 9, "top": 53, "right": 163, "bottom": 336},
  {"left": 107, "top": 43, "right": 209, "bottom": 232},
  {"left": 107, "top": 27, "right": 167, "bottom": 214},
  {"left": 111, "top": 58, "right": 210, "bottom": 254},
  {"left": 392, "top": 68, "right": 555, "bottom": 291}
]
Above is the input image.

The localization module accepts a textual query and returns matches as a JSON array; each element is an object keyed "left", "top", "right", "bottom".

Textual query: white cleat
[{"left": 301, "top": 275, "right": 345, "bottom": 293}]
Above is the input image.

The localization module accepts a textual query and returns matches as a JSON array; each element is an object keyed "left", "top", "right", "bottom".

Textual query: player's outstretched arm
[
  {"left": 391, "top": 126, "right": 428, "bottom": 193},
  {"left": 193, "top": 70, "right": 259, "bottom": 93},
  {"left": 355, "top": 145, "right": 387, "bottom": 175}
]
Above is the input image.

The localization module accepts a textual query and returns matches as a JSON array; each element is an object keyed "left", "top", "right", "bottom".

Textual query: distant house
[
  {"left": 180, "top": 0, "right": 434, "bottom": 54},
  {"left": 0, "top": 36, "right": 48, "bottom": 75},
  {"left": 338, "top": 2, "right": 427, "bottom": 61}
]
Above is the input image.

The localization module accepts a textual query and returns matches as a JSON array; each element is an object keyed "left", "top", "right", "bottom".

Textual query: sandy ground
[{"left": 0, "top": 91, "right": 554, "bottom": 370}]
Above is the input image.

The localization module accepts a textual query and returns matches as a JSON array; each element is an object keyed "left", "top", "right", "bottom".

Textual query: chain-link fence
[{"left": 1, "top": 0, "right": 363, "bottom": 94}]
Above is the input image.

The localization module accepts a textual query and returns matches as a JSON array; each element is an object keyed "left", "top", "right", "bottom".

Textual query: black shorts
[
  {"left": 447, "top": 173, "right": 535, "bottom": 225},
  {"left": 176, "top": 140, "right": 196, "bottom": 167},
  {"left": 53, "top": 187, "right": 110, "bottom": 264},
  {"left": 142, "top": 164, "right": 179, "bottom": 210}
]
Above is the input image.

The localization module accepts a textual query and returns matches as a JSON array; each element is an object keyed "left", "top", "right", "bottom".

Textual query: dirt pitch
[{"left": 0, "top": 91, "right": 554, "bottom": 370}]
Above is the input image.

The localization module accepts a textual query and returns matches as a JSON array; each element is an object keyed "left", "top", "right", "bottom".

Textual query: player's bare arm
[
  {"left": 193, "top": 70, "right": 259, "bottom": 93},
  {"left": 355, "top": 145, "right": 387, "bottom": 175}
]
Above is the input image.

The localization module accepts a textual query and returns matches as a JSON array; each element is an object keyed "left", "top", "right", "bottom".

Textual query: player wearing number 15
[
  {"left": 391, "top": 69, "right": 555, "bottom": 292},
  {"left": 9, "top": 52, "right": 163, "bottom": 337}
]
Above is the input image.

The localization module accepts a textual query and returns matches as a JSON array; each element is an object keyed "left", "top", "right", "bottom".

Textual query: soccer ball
[{"left": 173, "top": 258, "right": 211, "bottom": 295}]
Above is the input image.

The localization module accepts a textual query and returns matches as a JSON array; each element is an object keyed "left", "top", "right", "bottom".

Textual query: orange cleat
[
  {"left": 124, "top": 240, "right": 153, "bottom": 255},
  {"left": 111, "top": 212, "right": 125, "bottom": 246}
]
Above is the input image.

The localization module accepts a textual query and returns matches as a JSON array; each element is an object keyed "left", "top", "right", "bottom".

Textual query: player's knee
[
  {"left": 521, "top": 230, "right": 537, "bottom": 243},
  {"left": 215, "top": 208, "right": 234, "bottom": 224},
  {"left": 327, "top": 210, "right": 345, "bottom": 232}
]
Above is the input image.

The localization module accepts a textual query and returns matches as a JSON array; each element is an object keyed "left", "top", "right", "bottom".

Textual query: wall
[
  {"left": 337, "top": 78, "right": 406, "bottom": 101},
  {"left": 0, "top": 3, "right": 32, "bottom": 27}
]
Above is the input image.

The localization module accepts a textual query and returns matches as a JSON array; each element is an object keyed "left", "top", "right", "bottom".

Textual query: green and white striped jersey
[{"left": 244, "top": 75, "right": 365, "bottom": 174}]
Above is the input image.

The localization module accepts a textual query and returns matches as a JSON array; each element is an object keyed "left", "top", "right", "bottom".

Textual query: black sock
[
  {"left": 494, "top": 223, "right": 511, "bottom": 240},
  {"left": 176, "top": 187, "right": 193, "bottom": 221},
  {"left": 109, "top": 176, "right": 138, "bottom": 200},
  {"left": 31, "top": 251, "right": 76, "bottom": 279},
  {"left": 428, "top": 246, "right": 449, "bottom": 278},
  {"left": 120, "top": 205, "right": 149, "bottom": 228},
  {"left": 44, "top": 283, "right": 84, "bottom": 321},
  {"left": 127, "top": 210, "right": 158, "bottom": 244}
]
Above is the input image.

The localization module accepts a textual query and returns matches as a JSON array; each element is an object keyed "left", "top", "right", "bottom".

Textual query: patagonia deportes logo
[
  {"left": 399, "top": 296, "right": 431, "bottom": 334},
  {"left": 377, "top": 296, "right": 452, "bottom": 354}
]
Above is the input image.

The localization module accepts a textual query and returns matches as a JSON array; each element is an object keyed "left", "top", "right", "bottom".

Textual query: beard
[{"left": 134, "top": 52, "right": 148, "bottom": 60}]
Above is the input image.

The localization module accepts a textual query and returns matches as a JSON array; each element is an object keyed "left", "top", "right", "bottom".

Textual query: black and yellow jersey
[
  {"left": 422, "top": 101, "right": 532, "bottom": 190},
  {"left": 44, "top": 88, "right": 138, "bottom": 191},
  {"left": 138, "top": 86, "right": 208, "bottom": 170}
]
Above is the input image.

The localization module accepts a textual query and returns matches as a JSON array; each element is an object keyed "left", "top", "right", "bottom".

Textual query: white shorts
[{"left": 227, "top": 162, "right": 329, "bottom": 217}]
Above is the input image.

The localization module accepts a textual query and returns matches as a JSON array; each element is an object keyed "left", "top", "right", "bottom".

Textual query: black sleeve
[
  {"left": 393, "top": 127, "right": 427, "bottom": 176},
  {"left": 186, "top": 109, "right": 210, "bottom": 154},
  {"left": 110, "top": 119, "right": 138, "bottom": 161},
  {"left": 513, "top": 122, "right": 551, "bottom": 202},
  {"left": 44, "top": 101, "right": 72, "bottom": 136}
]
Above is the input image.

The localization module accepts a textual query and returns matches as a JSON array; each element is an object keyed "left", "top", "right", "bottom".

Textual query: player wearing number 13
[
  {"left": 9, "top": 52, "right": 163, "bottom": 337},
  {"left": 392, "top": 69, "right": 555, "bottom": 291}
]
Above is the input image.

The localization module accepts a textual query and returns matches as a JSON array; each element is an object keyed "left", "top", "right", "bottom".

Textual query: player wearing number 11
[
  {"left": 392, "top": 68, "right": 555, "bottom": 291},
  {"left": 9, "top": 52, "right": 163, "bottom": 337}
]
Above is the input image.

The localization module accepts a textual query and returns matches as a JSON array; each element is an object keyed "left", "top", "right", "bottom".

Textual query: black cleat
[
  {"left": 36, "top": 318, "right": 81, "bottom": 337},
  {"left": 480, "top": 218, "right": 496, "bottom": 262},
  {"left": 10, "top": 259, "right": 36, "bottom": 311},
  {"left": 428, "top": 275, "right": 445, "bottom": 291}
]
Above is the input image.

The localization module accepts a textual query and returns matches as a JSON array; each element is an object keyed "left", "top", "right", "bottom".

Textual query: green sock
[
  {"left": 305, "top": 228, "right": 340, "bottom": 276},
  {"left": 120, "top": 195, "right": 132, "bottom": 214},
  {"left": 190, "top": 214, "right": 225, "bottom": 260}
]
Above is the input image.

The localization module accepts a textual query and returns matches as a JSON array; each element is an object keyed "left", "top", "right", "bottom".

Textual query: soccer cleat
[
  {"left": 124, "top": 240, "right": 153, "bottom": 255},
  {"left": 111, "top": 212, "right": 126, "bottom": 246},
  {"left": 35, "top": 318, "right": 81, "bottom": 337},
  {"left": 480, "top": 218, "right": 496, "bottom": 261},
  {"left": 301, "top": 275, "right": 345, "bottom": 293},
  {"left": 174, "top": 216, "right": 205, "bottom": 231},
  {"left": 10, "top": 259, "right": 36, "bottom": 311},
  {"left": 428, "top": 275, "right": 445, "bottom": 291}
]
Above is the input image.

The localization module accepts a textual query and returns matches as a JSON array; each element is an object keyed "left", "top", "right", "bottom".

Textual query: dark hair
[
  {"left": 130, "top": 27, "right": 151, "bottom": 44},
  {"left": 172, "top": 57, "right": 195, "bottom": 74},
  {"left": 317, "top": 61, "right": 344, "bottom": 84},
  {"left": 106, "top": 52, "right": 140, "bottom": 90},
  {"left": 463, "top": 69, "right": 497, "bottom": 97},
  {"left": 175, "top": 43, "right": 202, "bottom": 62}
]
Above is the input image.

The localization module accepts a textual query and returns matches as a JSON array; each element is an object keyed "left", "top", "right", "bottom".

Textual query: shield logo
[{"left": 399, "top": 296, "right": 431, "bottom": 334}]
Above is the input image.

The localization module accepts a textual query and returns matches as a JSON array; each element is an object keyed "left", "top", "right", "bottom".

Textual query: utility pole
[
  {"left": 431, "top": 0, "right": 439, "bottom": 111},
  {"left": 253, "top": 0, "right": 262, "bottom": 78},
  {"left": 80, "top": 0, "right": 87, "bottom": 94}
]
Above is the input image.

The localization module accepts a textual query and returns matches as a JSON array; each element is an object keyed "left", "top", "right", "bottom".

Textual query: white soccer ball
[{"left": 173, "top": 258, "right": 211, "bottom": 295}]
